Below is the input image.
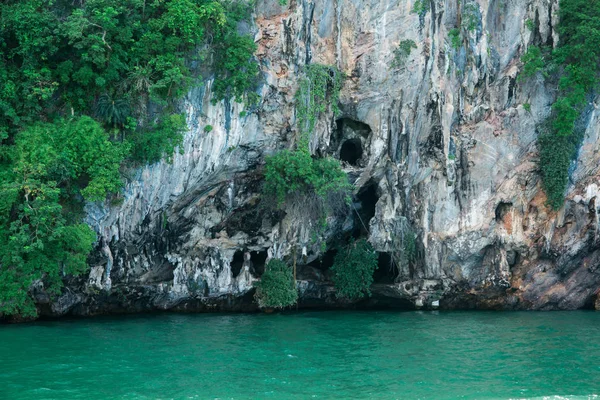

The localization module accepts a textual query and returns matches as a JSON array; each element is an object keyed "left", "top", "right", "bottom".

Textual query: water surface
[{"left": 1, "top": 311, "right": 599, "bottom": 399}]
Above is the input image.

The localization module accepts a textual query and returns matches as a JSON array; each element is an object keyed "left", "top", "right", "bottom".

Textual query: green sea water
[{"left": 0, "top": 311, "right": 599, "bottom": 399}]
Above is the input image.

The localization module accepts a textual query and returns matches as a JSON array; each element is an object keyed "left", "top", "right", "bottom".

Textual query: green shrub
[
  {"left": 525, "top": 18, "right": 535, "bottom": 31},
  {"left": 462, "top": 3, "right": 480, "bottom": 32},
  {"left": 538, "top": 132, "right": 578, "bottom": 209},
  {"left": 403, "top": 231, "right": 418, "bottom": 265},
  {"left": 96, "top": 94, "right": 131, "bottom": 128},
  {"left": 391, "top": 40, "right": 417, "bottom": 68},
  {"left": 521, "top": 0, "right": 600, "bottom": 209},
  {"left": 204, "top": 124, "right": 213, "bottom": 133},
  {"left": 0, "top": 117, "right": 127, "bottom": 316},
  {"left": 0, "top": 0, "right": 259, "bottom": 133},
  {"left": 330, "top": 239, "right": 378, "bottom": 300},
  {"left": 254, "top": 259, "right": 298, "bottom": 309},
  {"left": 129, "top": 114, "right": 187, "bottom": 164},
  {"left": 520, "top": 46, "right": 546, "bottom": 80},
  {"left": 523, "top": 103, "right": 531, "bottom": 113},
  {"left": 296, "top": 64, "right": 343, "bottom": 139},
  {"left": 264, "top": 148, "right": 349, "bottom": 205},
  {"left": 448, "top": 28, "right": 462, "bottom": 49},
  {"left": 412, "top": 0, "right": 430, "bottom": 16},
  {"left": 212, "top": 32, "right": 260, "bottom": 105},
  {"left": 265, "top": 63, "right": 348, "bottom": 207}
]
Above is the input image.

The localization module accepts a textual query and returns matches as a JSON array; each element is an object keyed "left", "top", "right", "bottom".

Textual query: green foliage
[
  {"left": 525, "top": 18, "right": 536, "bottom": 31},
  {"left": 296, "top": 64, "right": 343, "bottom": 141},
  {"left": 212, "top": 31, "right": 260, "bottom": 105},
  {"left": 330, "top": 239, "right": 378, "bottom": 300},
  {"left": 520, "top": 46, "right": 547, "bottom": 80},
  {"left": 391, "top": 40, "right": 417, "bottom": 68},
  {"left": 0, "top": 117, "right": 127, "bottom": 316},
  {"left": 462, "top": 3, "right": 480, "bottom": 32},
  {"left": 520, "top": 0, "right": 600, "bottom": 209},
  {"left": 96, "top": 94, "right": 130, "bottom": 128},
  {"left": 263, "top": 148, "right": 349, "bottom": 205},
  {"left": 538, "top": 131, "right": 578, "bottom": 209},
  {"left": 448, "top": 28, "right": 462, "bottom": 49},
  {"left": 446, "top": 2, "right": 479, "bottom": 51},
  {"left": 403, "top": 231, "right": 417, "bottom": 265},
  {"left": 265, "top": 63, "right": 348, "bottom": 207},
  {"left": 412, "top": 0, "right": 430, "bottom": 16},
  {"left": 0, "top": 0, "right": 259, "bottom": 135},
  {"left": 254, "top": 259, "right": 298, "bottom": 309},
  {"left": 204, "top": 124, "right": 214, "bottom": 133},
  {"left": 523, "top": 103, "right": 532, "bottom": 113},
  {"left": 0, "top": 185, "right": 96, "bottom": 317},
  {"left": 129, "top": 114, "right": 187, "bottom": 164},
  {"left": 0, "top": 0, "right": 260, "bottom": 317}
]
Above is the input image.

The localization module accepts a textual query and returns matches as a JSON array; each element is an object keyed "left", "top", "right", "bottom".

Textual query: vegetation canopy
[
  {"left": 264, "top": 64, "right": 348, "bottom": 207},
  {"left": 0, "top": 117, "right": 122, "bottom": 317},
  {"left": 254, "top": 259, "right": 298, "bottom": 309},
  {"left": 330, "top": 239, "right": 378, "bottom": 300},
  {"left": 0, "top": 0, "right": 260, "bottom": 317},
  {"left": 521, "top": 0, "right": 600, "bottom": 209}
]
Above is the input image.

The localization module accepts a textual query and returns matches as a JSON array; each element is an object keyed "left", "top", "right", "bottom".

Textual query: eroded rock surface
[{"left": 43, "top": 0, "right": 600, "bottom": 317}]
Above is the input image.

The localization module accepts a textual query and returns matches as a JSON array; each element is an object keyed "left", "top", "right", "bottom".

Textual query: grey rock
[{"left": 37, "top": 0, "right": 600, "bottom": 317}]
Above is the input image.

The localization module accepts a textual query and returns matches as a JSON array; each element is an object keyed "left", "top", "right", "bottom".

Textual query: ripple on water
[{"left": 0, "top": 311, "right": 599, "bottom": 399}]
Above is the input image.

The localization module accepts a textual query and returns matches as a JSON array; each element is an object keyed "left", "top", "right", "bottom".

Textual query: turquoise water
[{"left": 0, "top": 311, "right": 599, "bottom": 399}]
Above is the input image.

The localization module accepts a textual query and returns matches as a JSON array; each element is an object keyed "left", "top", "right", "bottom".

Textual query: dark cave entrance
[
  {"left": 340, "top": 138, "right": 363, "bottom": 166},
  {"left": 495, "top": 201, "right": 513, "bottom": 222},
  {"left": 250, "top": 250, "right": 268, "bottom": 276},
  {"left": 230, "top": 250, "right": 244, "bottom": 278},
  {"left": 307, "top": 248, "right": 338, "bottom": 272},
  {"left": 336, "top": 118, "right": 372, "bottom": 139},
  {"left": 373, "top": 252, "right": 398, "bottom": 283},
  {"left": 231, "top": 249, "right": 269, "bottom": 278},
  {"left": 353, "top": 181, "right": 379, "bottom": 238}
]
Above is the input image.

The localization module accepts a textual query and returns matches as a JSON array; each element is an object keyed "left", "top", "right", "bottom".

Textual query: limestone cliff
[{"left": 38, "top": 0, "right": 600, "bottom": 316}]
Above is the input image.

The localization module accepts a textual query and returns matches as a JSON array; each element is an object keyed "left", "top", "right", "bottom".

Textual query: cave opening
[
  {"left": 581, "top": 294, "right": 598, "bottom": 310},
  {"left": 506, "top": 250, "right": 520, "bottom": 268},
  {"left": 372, "top": 252, "right": 398, "bottom": 283},
  {"left": 250, "top": 250, "right": 268, "bottom": 276},
  {"left": 340, "top": 138, "right": 363, "bottom": 166},
  {"left": 336, "top": 118, "right": 372, "bottom": 139},
  {"left": 307, "top": 248, "right": 338, "bottom": 271},
  {"left": 353, "top": 181, "right": 379, "bottom": 238},
  {"left": 495, "top": 201, "right": 513, "bottom": 222},
  {"left": 230, "top": 250, "right": 244, "bottom": 278}
]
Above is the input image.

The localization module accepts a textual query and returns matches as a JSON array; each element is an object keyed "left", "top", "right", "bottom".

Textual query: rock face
[{"left": 44, "top": 0, "right": 600, "bottom": 317}]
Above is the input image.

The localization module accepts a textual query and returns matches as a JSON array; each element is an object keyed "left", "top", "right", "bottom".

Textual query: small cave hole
[
  {"left": 230, "top": 250, "right": 244, "bottom": 278},
  {"left": 250, "top": 250, "right": 268, "bottom": 277},
  {"left": 336, "top": 118, "right": 372, "bottom": 139},
  {"left": 353, "top": 181, "right": 379, "bottom": 238},
  {"left": 373, "top": 252, "right": 397, "bottom": 284},
  {"left": 307, "top": 249, "right": 338, "bottom": 271},
  {"left": 506, "top": 250, "right": 520, "bottom": 268},
  {"left": 340, "top": 138, "right": 363, "bottom": 166},
  {"left": 299, "top": 249, "right": 338, "bottom": 281},
  {"left": 495, "top": 201, "right": 513, "bottom": 222}
]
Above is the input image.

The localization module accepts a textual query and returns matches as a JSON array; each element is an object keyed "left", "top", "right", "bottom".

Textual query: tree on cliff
[{"left": 0, "top": 0, "right": 260, "bottom": 318}]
